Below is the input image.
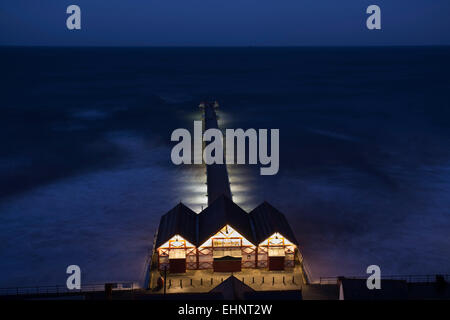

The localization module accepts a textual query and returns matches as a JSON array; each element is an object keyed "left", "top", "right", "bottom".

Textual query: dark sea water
[{"left": 0, "top": 47, "right": 449, "bottom": 286}]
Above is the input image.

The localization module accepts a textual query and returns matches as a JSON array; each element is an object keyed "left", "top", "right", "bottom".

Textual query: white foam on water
[{"left": 0, "top": 132, "right": 205, "bottom": 287}]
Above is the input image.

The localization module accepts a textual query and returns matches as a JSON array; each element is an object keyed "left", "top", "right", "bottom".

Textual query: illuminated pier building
[
  {"left": 155, "top": 196, "right": 299, "bottom": 274},
  {"left": 2, "top": 102, "right": 448, "bottom": 300},
  {"left": 149, "top": 102, "right": 307, "bottom": 292}
]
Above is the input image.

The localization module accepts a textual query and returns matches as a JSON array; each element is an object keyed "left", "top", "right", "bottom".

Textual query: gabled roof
[
  {"left": 249, "top": 201, "right": 299, "bottom": 246},
  {"left": 198, "top": 194, "right": 255, "bottom": 246},
  {"left": 209, "top": 276, "right": 302, "bottom": 300},
  {"left": 154, "top": 198, "right": 298, "bottom": 250},
  {"left": 155, "top": 203, "right": 197, "bottom": 248},
  {"left": 209, "top": 276, "right": 255, "bottom": 300}
]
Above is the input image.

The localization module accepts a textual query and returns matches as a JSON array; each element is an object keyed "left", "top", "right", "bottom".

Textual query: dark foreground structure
[{"left": 2, "top": 275, "right": 450, "bottom": 300}]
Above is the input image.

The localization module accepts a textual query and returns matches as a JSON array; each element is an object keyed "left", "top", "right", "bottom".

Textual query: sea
[{"left": 0, "top": 46, "right": 449, "bottom": 286}]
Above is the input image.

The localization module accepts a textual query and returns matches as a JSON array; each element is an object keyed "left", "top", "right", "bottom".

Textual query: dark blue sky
[{"left": 1, "top": 0, "right": 449, "bottom": 46}]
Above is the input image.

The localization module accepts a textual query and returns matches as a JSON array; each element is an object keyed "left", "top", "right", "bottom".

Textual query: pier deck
[{"left": 149, "top": 265, "right": 304, "bottom": 294}]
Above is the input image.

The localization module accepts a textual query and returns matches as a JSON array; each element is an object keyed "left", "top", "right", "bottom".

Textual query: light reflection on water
[
  {"left": 177, "top": 164, "right": 208, "bottom": 213},
  {"left": 179, "top": 109, "right": 260, "bottom": 213},
  {"left": 2, "top": 47, "right": 450, "bottom": 287}
]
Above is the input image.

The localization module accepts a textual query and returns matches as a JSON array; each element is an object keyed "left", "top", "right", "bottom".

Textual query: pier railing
[
  {"left": 0, "top": 282, "right": 137, "bottom": 297},
  {"left": 159, "top": 273, "right": 302, "bottom": 292},
  {"left": 318, "top": 274, "right": 450, "bottom": 285}
]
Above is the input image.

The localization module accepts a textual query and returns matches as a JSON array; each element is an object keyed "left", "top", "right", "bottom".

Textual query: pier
[
  {"left": 148, "top": 101, "right": 308, "bottom": 296},
  {"left": 2, "top": 101, "right": 448, "bottom": 300},
  {"left": 200, "top": 101, "right": 232, "bottom": 204}
]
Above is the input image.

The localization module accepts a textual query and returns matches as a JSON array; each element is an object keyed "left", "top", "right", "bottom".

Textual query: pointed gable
[
  {"left": 155, "top": 203, "right": 197, "bottom": 248},
  {"left": 209, "top": 276, "right": 255, "bottom": 300},
  {"left": 249, "top": 201, "right": 298, "bottom": 246},
  {"left": 198, "top": 194, "right": 255, "bottom": 246}
]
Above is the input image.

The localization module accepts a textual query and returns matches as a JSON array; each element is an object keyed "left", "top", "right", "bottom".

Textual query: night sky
[{"left": 1, "top": 0, "right": 450, "bottom": 46}]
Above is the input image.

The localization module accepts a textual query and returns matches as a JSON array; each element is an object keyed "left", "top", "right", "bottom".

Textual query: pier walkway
[{"left": 201, "top": 102, "right": 232, "bottom": 205}]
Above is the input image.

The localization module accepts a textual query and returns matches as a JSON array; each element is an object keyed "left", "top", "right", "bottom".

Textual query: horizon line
[{"left": 2, "top": 44, "right": 450, "bottom": 49}]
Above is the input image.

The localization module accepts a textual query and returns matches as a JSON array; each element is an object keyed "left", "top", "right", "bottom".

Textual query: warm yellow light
[
  {"left": 259, "top": 232, "right": 294, "bottom": 246},
  {"left": 199, "top": 224, "right": 255, "bottom": 248},
  {"left": 159, "top": 234, "right": 195, "bottom": 249}
]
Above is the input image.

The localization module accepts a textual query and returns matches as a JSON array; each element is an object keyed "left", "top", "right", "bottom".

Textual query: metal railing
[
  {"left": 318, "top": 274, "right": 450, "bottom": 285},
  {"left": 159, "top": 274, "right": 302, "bottom": 291},
  {"left": 0, "top": 282, "right": 137, "bottom": 297}
]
